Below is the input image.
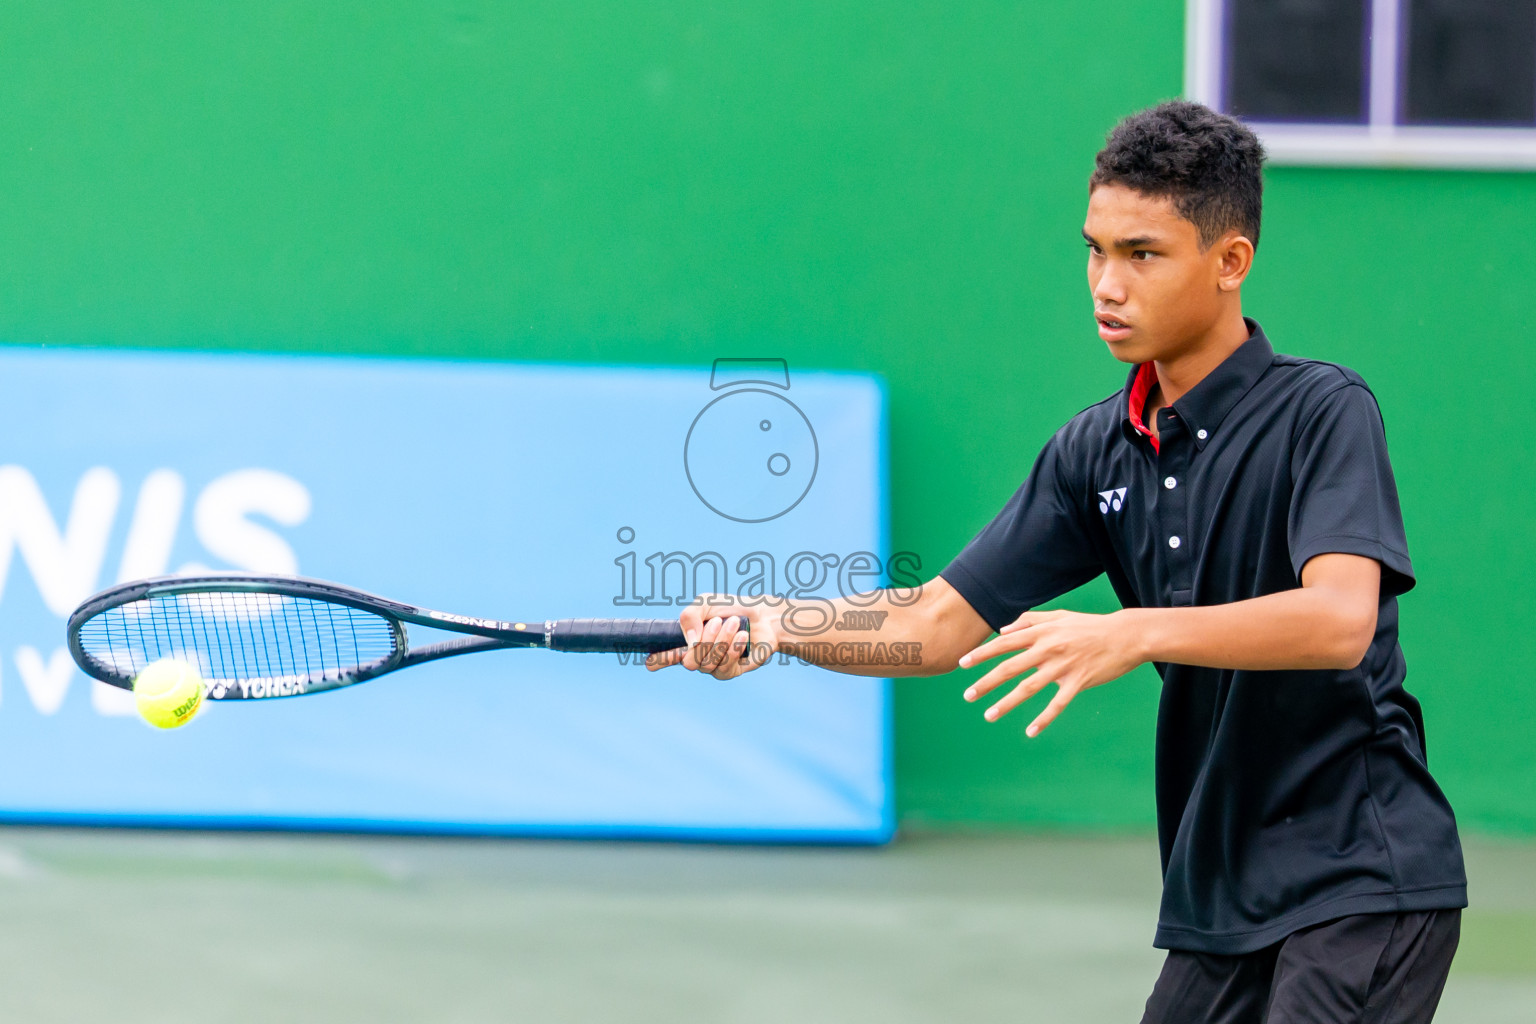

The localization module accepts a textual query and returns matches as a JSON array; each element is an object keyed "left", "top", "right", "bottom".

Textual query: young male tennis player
[{"left": 649, "top": 100, "right": 1465, "bottom": 1022}]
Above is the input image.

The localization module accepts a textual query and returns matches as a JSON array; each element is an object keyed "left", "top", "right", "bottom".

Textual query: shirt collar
[{"left": 1119, "top": 317, "right": 1275, "bottom": 452}]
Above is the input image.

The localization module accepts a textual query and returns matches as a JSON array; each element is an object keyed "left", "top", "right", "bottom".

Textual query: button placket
[{"left": 1155, "top": 409, "right": 1195, "bottom": 604}]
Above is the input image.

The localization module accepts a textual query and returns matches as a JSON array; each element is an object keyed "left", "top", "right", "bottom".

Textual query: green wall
[{"left": 2, "top": 2, "right": 1530, "bottom": 833}]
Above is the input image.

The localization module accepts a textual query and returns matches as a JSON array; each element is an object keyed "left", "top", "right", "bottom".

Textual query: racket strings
[{"left": 75, "top": 591, "right": 399, "bottom": 685}]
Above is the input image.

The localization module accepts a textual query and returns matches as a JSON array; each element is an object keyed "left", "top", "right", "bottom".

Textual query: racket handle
[{"left": 547, "top": 618, "right": 749, "bottom": 654}]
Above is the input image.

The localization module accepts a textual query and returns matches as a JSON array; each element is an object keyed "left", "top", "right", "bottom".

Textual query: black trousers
[{"left": 1140, "top": 910, "right": 1461, "bottom": 1024}]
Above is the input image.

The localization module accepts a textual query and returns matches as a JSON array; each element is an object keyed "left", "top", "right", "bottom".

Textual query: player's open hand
[
  {"left": 956, "top": 609, "right": 1144, "bottom": 736},
  {"left": 645, "top": 594, "right": 782, "bottom": 680}
]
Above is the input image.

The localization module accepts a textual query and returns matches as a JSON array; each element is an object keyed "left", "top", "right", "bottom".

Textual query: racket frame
[{"left": 67, "top": 574, "right": 688, "bottom": 701}]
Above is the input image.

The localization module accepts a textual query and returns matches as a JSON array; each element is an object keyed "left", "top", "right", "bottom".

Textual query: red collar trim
[{"left": 1128, "top": 362, "right": 1159, "bottom": 452}]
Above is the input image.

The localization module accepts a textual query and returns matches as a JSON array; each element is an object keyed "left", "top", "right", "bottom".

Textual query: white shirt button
[
  {"left": 1163, "top": 476, "right": 1176, "bottom": 490},
  {"left": 1168, "top": 536, "right": 1181, "bottom": 549},
  {"left": 1196, "top": 429, "right": 1208, "bottom": 440}
]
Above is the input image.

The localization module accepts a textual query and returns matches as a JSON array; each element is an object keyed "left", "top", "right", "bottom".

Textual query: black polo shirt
[{"left": 940, "top": 317, "right": 1466, "bottom": 954}]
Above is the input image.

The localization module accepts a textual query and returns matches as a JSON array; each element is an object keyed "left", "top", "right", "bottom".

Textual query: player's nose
[{"left": 1091, "top": 264, "right": 1128, "bottom": 305}]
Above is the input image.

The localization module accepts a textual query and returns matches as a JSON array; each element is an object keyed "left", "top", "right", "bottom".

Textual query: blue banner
[{"left": 0, "top": 349, "right": 890, "bottom": 841}]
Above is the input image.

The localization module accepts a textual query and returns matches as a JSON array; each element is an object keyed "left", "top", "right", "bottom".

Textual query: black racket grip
[{"left": 547, "top": 618, "right": 749, "bottom": 654}]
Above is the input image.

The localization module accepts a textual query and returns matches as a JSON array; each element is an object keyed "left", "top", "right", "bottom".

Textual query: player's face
[{"left": 1082, "top": 183, "right": 1242, "bottom": 364}]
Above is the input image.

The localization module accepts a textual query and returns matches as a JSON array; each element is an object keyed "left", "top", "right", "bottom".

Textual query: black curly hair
[{"left": 1090, "top": 100, "right": 1266, "bottom": 252}]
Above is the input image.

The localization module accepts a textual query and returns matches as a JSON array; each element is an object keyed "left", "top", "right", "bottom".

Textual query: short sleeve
[
  {"left": 1289, "top": 383, "right": 1415, "bottom": 597},
  {"left": 939, "top": 432, "right": 1104, "bottom": 632}
]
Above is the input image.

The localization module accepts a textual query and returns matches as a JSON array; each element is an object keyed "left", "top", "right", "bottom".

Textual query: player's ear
[{"left": 1215, "top": 230, "right": 1254, "bottom": 292}]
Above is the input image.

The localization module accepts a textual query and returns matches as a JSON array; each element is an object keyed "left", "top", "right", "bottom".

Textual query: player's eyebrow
[{"left": 1081, "top": 228, "right": 1162, "bottom": 249}]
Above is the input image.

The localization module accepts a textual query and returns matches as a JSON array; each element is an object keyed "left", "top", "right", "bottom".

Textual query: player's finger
[
  {"left": 964, "top": 648, "right": 1043, "bottom": 700},
  {"left": 999, "top": 609, "right": 1065, "bottom": 634},
  {"left": 694, "top": 616, "right": 725, "bottom": 672},
  {"left": 646, "top": 646, "right": 687, "bottom": 671},
  {"left": 998, "top": 615, "right": 1034, "bottom": 636},
  {"left": 706, "top": 618, "right": 740, "bottom": 678},
  {"left": 680, "top": 602, "right": 708, "bottom": 636},
  {"left": 957, "top": 629, "right": 1034, "bottom": 670},
  {"left": 682, "top": 626, "right": 705, "bottom": 670},
  {"left": 694, "top": 595, "right": 750, "bottom": 626},
  {"left": 713, "top": 621, "right": 751, "bottom": 680},
  {"left": 982, "top": 666, "right": 1057, "bottom": 721},
  {"left": 717, "top": 616, "right": 746, "bottom": 673},
  {"left": 699, "top": 615, "right": 737, "bottom": 673},
  {"left": 1025, "top": 683, "right": 1080, "bottom": 736}
]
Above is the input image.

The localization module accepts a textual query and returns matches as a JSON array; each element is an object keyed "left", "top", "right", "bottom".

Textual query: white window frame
[{"left": 1185, "top": 0, "right": 1536, "bottom": 170}]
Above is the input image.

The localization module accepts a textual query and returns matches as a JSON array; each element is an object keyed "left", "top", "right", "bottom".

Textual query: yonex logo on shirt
[{"left": 1098, "top": 487, "right": 1127, "bottom": 513}]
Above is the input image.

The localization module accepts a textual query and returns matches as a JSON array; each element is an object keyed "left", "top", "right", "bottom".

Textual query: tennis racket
[{"left": 66, "top": 574, "right": 729, "bottom": 701}]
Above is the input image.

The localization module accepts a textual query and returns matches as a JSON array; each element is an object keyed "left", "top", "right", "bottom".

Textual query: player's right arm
[
  {"left": 652, "top": 422, "right": 1096, "bottom": 683},
  {"left": 645, "top": 576, "right": 993, "bottom": 680}
]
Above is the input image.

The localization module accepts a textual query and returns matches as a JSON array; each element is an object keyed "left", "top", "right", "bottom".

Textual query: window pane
[
  {"left": 1225, "top": 0, "right": 1369, "bottom": 122},
  {"left": 1403, "top": 0, "right": 1536, "bottom": 126}
]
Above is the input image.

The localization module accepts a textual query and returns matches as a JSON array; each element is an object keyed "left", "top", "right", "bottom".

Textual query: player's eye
[
  {"left": 1132, "top": 249, "right": 1155, "bottom": 261},
  {"left": 1084, "top": 242, "right": 1102, "bottom": 256}
]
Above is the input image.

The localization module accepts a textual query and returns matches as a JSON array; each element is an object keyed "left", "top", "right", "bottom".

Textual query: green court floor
[{"left": 0, "top": 827, "right": 1527, "bottom": 1022}]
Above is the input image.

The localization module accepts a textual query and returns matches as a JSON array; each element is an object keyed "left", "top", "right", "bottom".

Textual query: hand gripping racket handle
[{"left": 546, "top": 618, "right": 748, "bottom": 654}]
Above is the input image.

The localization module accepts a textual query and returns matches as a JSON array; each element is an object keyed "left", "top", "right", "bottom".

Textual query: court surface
[{"left": 0, "top": 826, "right": 1527, "bottom": 1022}]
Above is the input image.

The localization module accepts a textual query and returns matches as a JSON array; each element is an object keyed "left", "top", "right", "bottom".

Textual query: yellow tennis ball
[{"left": 133, "top": 658, "right": 205, "bottom": 730}]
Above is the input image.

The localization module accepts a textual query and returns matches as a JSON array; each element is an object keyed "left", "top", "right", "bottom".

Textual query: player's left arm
[{"left": 959, "top": 551, "right": 1379, "bottom": 736}]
